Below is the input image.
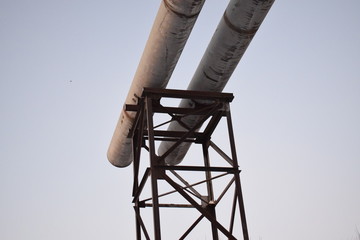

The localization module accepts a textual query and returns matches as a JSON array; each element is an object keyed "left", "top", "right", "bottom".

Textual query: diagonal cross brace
[{"left": 160, "top": 171, "right": 237, "bottom": 240}]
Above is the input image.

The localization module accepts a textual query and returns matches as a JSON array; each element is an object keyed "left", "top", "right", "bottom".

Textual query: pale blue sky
[{"left": 1, "top": 0, "right": 359, "bottom": 239}]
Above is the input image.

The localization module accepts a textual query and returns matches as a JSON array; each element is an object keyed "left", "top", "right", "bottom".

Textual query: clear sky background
[{"left": 1, "top": 0, "right": 359, "bottom": 239}]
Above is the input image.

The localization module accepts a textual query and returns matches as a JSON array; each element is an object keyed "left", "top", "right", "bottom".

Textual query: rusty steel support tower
[{"left": 128, "top": 88, "right": 248, "bottom": 240}]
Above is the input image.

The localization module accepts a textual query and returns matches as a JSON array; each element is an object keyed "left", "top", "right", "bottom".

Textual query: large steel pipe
[
  {"left": 158, "top": 0, "right": 275, "bottom": 165},
  {"left": 108, "top": 0, "right": 206, "bottom": 167}
]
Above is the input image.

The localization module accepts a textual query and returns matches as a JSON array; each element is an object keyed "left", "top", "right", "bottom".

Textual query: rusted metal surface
[
  {"left": 158, "top": 0, "right": 275, "bottom": 165},
  {"left": 129, "top": 88, "right": 249, "bottom": 239},
  {"left": 146, "top": 96, "right": 162, "bottom": 240},
  {"left": 179, "top": 215, "right": 204, "bottom": 240},
  {"left": 226, "top": 108, "right": 249, "bottom": 240},
  {"left": 107, "top": 0, "right": 206, "bottom": 167}
]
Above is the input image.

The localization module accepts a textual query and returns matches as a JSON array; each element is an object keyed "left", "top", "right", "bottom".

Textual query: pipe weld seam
[
  {"left": 203, "top": 71, "right": 219, "bottom": 83},
  {"left": 163, "top": 0, "right": 202, "bottom": 19},
  {"left": 223, "top": 12, "right": 258, "bottom": 35}
]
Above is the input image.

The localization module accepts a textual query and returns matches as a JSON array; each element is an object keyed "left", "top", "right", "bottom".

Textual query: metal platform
[{"left": 127, "top": 88, "right": 249, "bottom": 240}]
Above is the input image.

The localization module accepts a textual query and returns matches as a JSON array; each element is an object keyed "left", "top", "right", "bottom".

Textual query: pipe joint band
[
  {"left": 223, "top": 12, "right": 258, "bottom": 35},
  {"left": 163, "top": 0, "right": 202, "bottom": 19}
]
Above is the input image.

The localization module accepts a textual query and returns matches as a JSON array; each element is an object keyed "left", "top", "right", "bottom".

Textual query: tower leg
[
  {"left": 226, "top": 107, "right": 249, "bottom": 240},
  {"left": 146, "top": 96, "right": 162, "bottom": 240},
  {"left": 202, "top": 141, "right": 219, "bottom": 240},
  {"left": 127, "top": 88, "right": 249, "bottom": 240}
]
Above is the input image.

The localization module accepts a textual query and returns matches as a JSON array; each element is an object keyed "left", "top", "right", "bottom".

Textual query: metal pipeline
[
  {"left": 107, "top": 0, "right": 206, "bottom": 167},
  {"left": 158, "top": 0, "right": 275, "bottom": 165}
]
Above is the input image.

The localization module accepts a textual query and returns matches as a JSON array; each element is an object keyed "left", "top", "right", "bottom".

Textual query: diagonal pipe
[
  {"left": 158, "top": 0, "right": 275, "bottom": 165},
  {"left": 108, "top": 0, "right": 206, "bottom": 167}
]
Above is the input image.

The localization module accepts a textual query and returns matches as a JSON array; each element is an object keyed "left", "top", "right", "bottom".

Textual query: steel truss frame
[{"left": 127, "top": 88, "right": 249, "bottom": 240}]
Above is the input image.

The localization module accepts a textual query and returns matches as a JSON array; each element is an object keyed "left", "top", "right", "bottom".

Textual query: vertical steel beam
[
  {"left": 225, "top": 103, "right": 249, "bottom": 240},
  {"left": 133, "top": 136, "right": 142, "bottom": 240},
  {"left": 203, "top": 141, "right": 214, "bottom": 201},
  {"left": 207, "top": 204, "right": 219, "bottom": 240},
  {"left": 202, "top": 141, "right": 219, "bottom": 240},
  {"left": 132, "top": 101, "right": 145, "bottom": 196},
  {"left": 132, "top": 102, "right": 146, "bottom": 240},
  {"left": 145, "top": 96, "right": 162, "bottom": 240}
]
